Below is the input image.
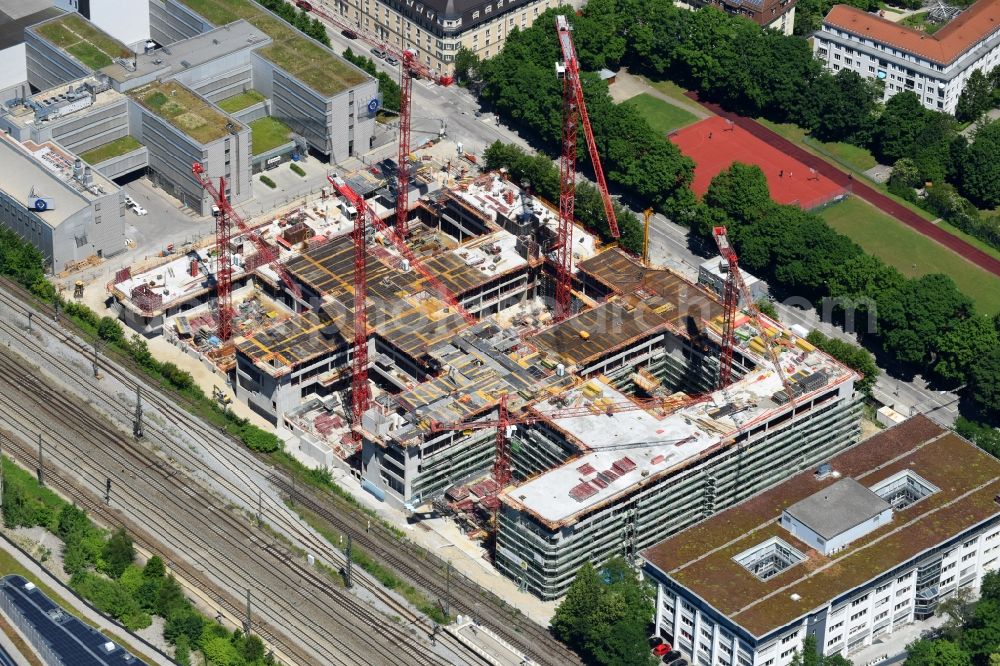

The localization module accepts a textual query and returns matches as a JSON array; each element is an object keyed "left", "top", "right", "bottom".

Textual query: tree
[
  {"left": 552, "top": 562, "right": 603, "bottom": 651},
  {"left": 934, "top": 315, "right": 999, "bottom": 385},
  {"left": 960, "top": 120, "right": 1000, "bottom": 208},
  {"left": 144, "top": 555, "right": 166, "bottom": 579},
  {"left": 807, "top": 69, "right": 879, "bottom": 143},
  {"left": 905, "top": 638, "right": 971, "bottom": 666},
  {"left": 703, "top": 163, "right": 772, "bottom": 228},
  {"left": 889, "top": 157, "right": 922, "bottom": 190},
  {"left": 102, "top": 528, "right": 135, "bottom": 579},
  {"left": 873, "top": 92, "right": 931, "bottom": 164},
  {"left": 982, "top": 571, "right": 1000, "bottom": 603},
  {"left": 96, "top": 316, "right": 124, "bottom": 345},
  {"left": 938, "top": 587, "right": 977, "bottom": 641},
  {"left": 970, "top": 346, "right": 1000, "bottom": 422},
  {"left": 453, "top": 47, "right": 480, "bottom": 85},
  {"left": 806, "top": 331, "right": 880, "bottom": 396},
  {"left": 756, "top": 300, "right": 778, "bottom": 320},
  {"left": 956, "top": 69, "right": 993, "bottom": 123}
]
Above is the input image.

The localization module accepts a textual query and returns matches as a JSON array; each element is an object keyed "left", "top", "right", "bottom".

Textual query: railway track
[
  {"left": 0, "top": 278, "right": 578, "bottom": 665},
  {"left": 0, "top": 348, "right": 448, "bottom": 666}
]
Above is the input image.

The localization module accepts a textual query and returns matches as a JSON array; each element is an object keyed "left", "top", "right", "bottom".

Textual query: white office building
[
  {"left": 642, "top": 415, "right": 1000, "bottom": 666},
  {"left": 813, "top": 0, "right": 1000, "bottom": 114}
]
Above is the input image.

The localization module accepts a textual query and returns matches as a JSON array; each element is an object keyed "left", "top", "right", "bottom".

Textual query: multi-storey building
[
  {"left": 813, "top": 0, "right": 1000, "bottom": 114},
  {"left": 642, "top": 415, "right": 1000, "bottom": 666},
  {"left": 677, "top": 0, "right": 797, "bottom": 34},
  {"left": 0, "top": 132, "right": 126, "bottom": 272},
  {"left": 328, "top": 0, "right": 571, "bottom": 77}
]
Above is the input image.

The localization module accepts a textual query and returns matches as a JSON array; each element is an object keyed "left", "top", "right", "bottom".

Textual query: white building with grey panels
[{"left": 0, "top": 132, "right": 125, "bottom": 272}]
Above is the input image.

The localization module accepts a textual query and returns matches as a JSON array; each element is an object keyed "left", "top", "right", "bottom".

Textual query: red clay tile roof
[
  {"left": 824, "top": 0, "right": 1000, "bottom": 65},
  {"left": 642, "top": 416, "right": 1000, "bottom": 637}
]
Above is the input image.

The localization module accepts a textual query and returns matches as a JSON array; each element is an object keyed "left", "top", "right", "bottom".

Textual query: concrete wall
[
  {"left": 149, "top": 0, "right": 212, "bottom": 46},
  {"left": 132, "top": 100, "right": 251, "bottom": 216},
  {"left": 46, "top": 96, "right": 131, "bottom": 154},
  {"left": 24, "top": 29, "right": 91, "bottom": 92},
  {"left": 94, "top": 146, "right": 149, "bottom": 179},
  {"left": 172, "top": 48, "right": 254, "bottom": 103},
  {"left": 0, "top": 44, "right": 27, "bottom": 92}
]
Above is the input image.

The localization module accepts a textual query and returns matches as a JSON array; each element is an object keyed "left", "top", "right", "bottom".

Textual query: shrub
[
  {"left": 290, "top": 163, "right": 306, "bottom": 177},
  {"left": 260, "top": 175, "right": 276, "bottom": 189}
]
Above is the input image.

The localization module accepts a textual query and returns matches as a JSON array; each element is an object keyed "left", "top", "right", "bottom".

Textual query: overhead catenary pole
[
  {"left": 36, "top": 432, "right": 43, "bottom": 486},
  {"left": 244, "top": 588, "right": 252, "bottom": 635},
  {"left": 133, "top": 384, "right": 144, "bottom": 440},
  {"left": 345, "top": 535, "right": 353, "bottom": 589}
]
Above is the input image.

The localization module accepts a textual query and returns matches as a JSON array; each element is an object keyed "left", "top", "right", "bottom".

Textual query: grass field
[
  {"left": 622, "top": 92, "right": 698, "bottom": 135},
  {"left": 819, "top": 196, "right": 1000, "bottom": 314},
  {"left": 217, "top": 89, "right": 266, "bottom": 113},
  {"left": 645, "top": 78, "right": 701, "bottom": 109},
  {"left": 177, "top": 0, "right": 367, "bottom": 96},
  {"left": 79, "top": 136, "right": 143, "bottom": 165},
  {"left": 756, "top": 118, "right": 877, "bottom": 173},
  {"left": 250, "top": 117, "right": 292, "bottom": 154},
  {"left": 36, "top": 14, "right": 130, "bottom": 70}
]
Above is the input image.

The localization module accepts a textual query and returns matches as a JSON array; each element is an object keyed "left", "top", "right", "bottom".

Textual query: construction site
[{"left": 106, "top": 25, "right": 863, "bottom": 600}]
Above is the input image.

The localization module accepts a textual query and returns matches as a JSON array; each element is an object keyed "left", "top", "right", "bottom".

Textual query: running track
[{"left": 684, "top": 92, "right": 1000, "bottom": 278}]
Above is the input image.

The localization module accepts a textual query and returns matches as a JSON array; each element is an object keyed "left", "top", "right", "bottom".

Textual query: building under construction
[{"left": 109, "top": 165, "right": 861, "bottom": 599}]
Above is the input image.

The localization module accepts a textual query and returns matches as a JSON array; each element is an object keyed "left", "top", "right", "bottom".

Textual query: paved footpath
[{"left": 685, "top": 92, "right": 1000, "bottom": 278}]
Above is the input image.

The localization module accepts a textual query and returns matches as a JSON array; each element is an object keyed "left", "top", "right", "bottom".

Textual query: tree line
[
  {"left": 342, "top": 47, "right": 401, "bottom": 112},
  {"left": 472, "top": 2, "right": 1000, "bottom": 424},
  {"left": 1, "top": 456, "right": 273, "bottom": 665},
  {"left": 254, "top": 0, "right": 331, "bottom": 47}
]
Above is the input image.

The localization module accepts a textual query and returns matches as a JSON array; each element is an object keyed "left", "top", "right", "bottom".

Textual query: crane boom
[
  {"left": 192, "top": 163, "right": 302, "bottom": 341},
  {"left": 554, "top": 15, "right": 620, "bottom": 240},
  {"left": 712, "top": 226, "right": 795, "bottom": 404},
  {"left": 327, "top": 176, "right": 477, "bottom": 327}
]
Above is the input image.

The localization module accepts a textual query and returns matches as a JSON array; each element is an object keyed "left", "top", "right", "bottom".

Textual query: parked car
[
  {"left": 341, "top": 28, "right": 358, "bottom": 39},
  {"left": 385, "top": 55, "right": 399, "bottom": 66},
  {"left": 295, "top": 1, "right": 313, "bottom": 10},
  {"left": 649, "top": 636, "right": 664, "bottom": 648},
  {"left": 653, "top": 644, "right": 670, "bottom": 657},
  {"left": 675, "top": 659, "right": 689, "bottom": 666},
  {"left": 370, "top": 47, "right": 387, "bottom": 59},
  {"left": 663, "top": 650, "right": 682, "bottom": 663},
  {"left": 131, "top": 204, "right": 147, "bottom": 216}
]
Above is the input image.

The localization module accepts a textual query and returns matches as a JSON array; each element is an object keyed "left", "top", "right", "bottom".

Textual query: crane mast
[
  {"left": 396, "top": 49, "right": 418, "bottom": 237},
  {"left": 192, "top": 162, "right": 302, "bottom": 341},
  {"left": 712, "top": 226, "right": 795, "bottom": 404},
  {"left": 553, "top": 14, "right": 621, "bottom": 322}
]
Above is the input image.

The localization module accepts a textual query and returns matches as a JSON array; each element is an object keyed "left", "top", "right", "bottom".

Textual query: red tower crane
[
  {"left": 327, "top": 174, "right": 479, "bottom": 438},
  {"left": 553, "top": 14, "right": 620, "bottom": 322},
  {"left": 429, "top": 391, "right": 709, "bottom": 487},
  {"left": 712, "top": 226, "right": 795, "bottom": 403},
  {"left": 192, "top": 163, "right": 302, "bottom": 341},
  {"left": 395, "top": 49, "right": 419, "bottom": 237}
]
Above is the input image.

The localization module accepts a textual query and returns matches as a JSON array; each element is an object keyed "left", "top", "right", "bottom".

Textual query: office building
[{"left": 642, "top": 416, "right": 1000, "bottom": 665}]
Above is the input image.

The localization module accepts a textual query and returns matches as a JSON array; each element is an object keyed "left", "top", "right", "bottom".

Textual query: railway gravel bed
[{"left": 0, "top": 278, "right": 578, "bottom": 666}]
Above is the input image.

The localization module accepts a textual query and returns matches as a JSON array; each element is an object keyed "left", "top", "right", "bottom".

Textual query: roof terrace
[
  {"left": 33, "top": 13, "right": 130, "bottom": 71},
  {"left": 129, "top": 80, "right": 240, "bottom": 144}
]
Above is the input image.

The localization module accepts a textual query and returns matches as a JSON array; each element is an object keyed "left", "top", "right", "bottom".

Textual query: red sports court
[{"left": 670, "top": 116, "right": 845, "bottom": 209}]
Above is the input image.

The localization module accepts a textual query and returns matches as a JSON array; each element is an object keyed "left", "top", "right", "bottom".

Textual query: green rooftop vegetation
[
  {"left": 250, "top": 117, "right": 293, "bottom": 155},
  {"left": 35, "top": 14, "right": 131, "bottom": 71},
  {"left": 79, "top": 136, "right": 143, "bottom": 165},
  {"left": 654, "top": 428, "right": 1000, "bottom": 636},
  {"left": 217, "top": 89, "right": 267, "bottom": 113},
  {"left": 177, "top": 0, "right": 368, "bottom": 96},
  {"left": 131, "top": 81, "right": 239, "bottom": 145}
]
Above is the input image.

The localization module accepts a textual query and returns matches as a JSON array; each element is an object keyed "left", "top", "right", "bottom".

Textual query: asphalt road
[{"left": 643, "top": 211, "right": 961, "bottom": 427}]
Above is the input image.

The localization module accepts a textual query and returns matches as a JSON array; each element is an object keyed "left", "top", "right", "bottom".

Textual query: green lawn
[
  {"left": 131, "top": 81, "right": 236, "bottom": 144},
  {"left": 250, "top": 117, "right": 292, "bottom": 155},
  {"left": 622, "top": 92, "right": 698, "bottom": 135},
  {"left": 176, "top": 0, "right": 367, "bottom": 96},
  {"left": 756, "top": 118, "right": 877, "bottom": 172},
  {"left": 36, "top": 14, "right": 130, "bottom": 71},
  {"left": 901, "top": 11, "right": 946, "bottom": 34},
  {"left": 79, "top": 136, "right": 143, "bottom": 164},
  {"left": 819, "top": 196, "right": 1000, "bottom": 314},
  {"left": 644, "top": 78, "right": 701, "bottom": 109},
  {"left": 217, "top": 89, "right": 266, "bottom": 113}
]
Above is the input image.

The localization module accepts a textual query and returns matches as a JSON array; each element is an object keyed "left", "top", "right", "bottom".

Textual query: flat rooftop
[
  {"left": 102, "top": 20, "right": 269, "bottom": 84},
  {"left": 502, "top": 318, "right": 856, "bottom": 527},
  {"left": 129, "top": 80, "right": 240, "bottom": 144},
  {"left": 0, "top": 132, "right": 115, "bottom": 227},
  {"left": 641, "top": 416, "right": 1000, "bottom": 637},
  {"left": 175, "top": 0, "right": 369, "bottom": 96},
  {"left": 31, "top": 13, "right": 130, "bottom": 71},
  {"left": 421, "top": 229, "right": 528, "bottom": 296},
  {"left": 784, "top": 477, "right": 890, "bottom": 540},
  {"left": 114, "top": 248, "right": 245, "bottom": 313},
  {"left": 2, "top": 77, "right": 126, "bottom": 131},
  {"left": 0, "top": 2, "right": 61, "bottom": 51},
  {"left": 1, "top": 574, "right": 148, "bottom": 665}
]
